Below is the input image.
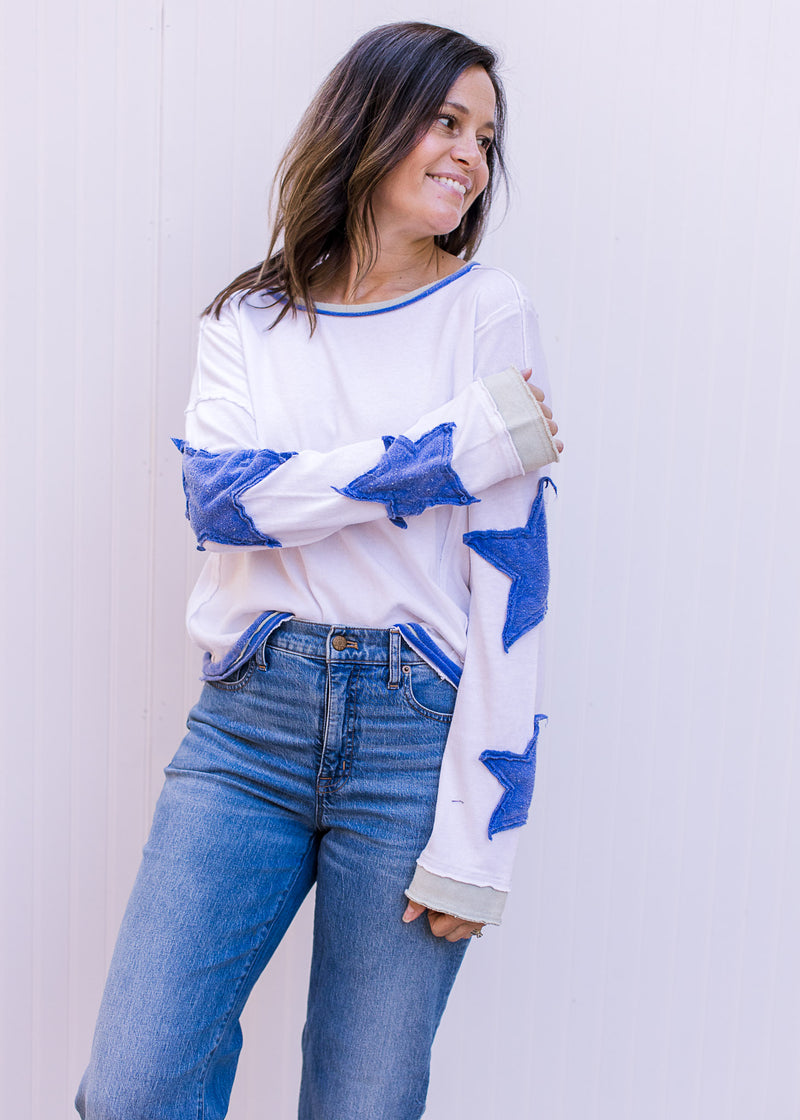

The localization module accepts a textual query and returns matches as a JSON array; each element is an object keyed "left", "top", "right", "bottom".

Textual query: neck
[{"left": 319, "top": 237, "right": 461, "bottom": 305}]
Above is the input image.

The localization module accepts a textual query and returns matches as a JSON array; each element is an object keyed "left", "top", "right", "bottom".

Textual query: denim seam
[
  {"left": 388, "top": 628, "right": 401, "bottom": 688},
  {"left": 196, "top": 832, "right": 318, "bottom": 1120},
  {"left": 340, "top": 667, "right": 356, "bottom": 792},
  {"left": 343, "top": 668, "right": 358, "bottom": 786},
  {"left": 266, "top": 644, "right": 426, "bottom": 668},
  {"left": 318, "top": 667, "right": 358, "bottom": 792},
  {"left": 268, "top": 646, "right": 329, "bottom": 665},
  {"left": 315, "top": 659, "right": 334, "bottom": 818},
  {"left": 327, "top": 667, "right": 359, "bottom": 792}
]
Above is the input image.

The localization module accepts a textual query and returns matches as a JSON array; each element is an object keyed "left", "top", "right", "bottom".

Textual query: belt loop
[{"left": 388, "top": 628, "right": 401, "bottom": 688}]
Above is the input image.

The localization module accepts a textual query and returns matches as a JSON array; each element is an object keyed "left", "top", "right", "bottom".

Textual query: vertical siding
[
  {"left": 1, "top": 0, "right": 38, "bottom": 1107},
  {"left": 1, "top": 0, "right": 799, "bottom": 1117}
]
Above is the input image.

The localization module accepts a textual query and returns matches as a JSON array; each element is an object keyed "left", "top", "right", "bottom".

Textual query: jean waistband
[{"left": 265, "top": 617, "right": 429, "bottom": 666}]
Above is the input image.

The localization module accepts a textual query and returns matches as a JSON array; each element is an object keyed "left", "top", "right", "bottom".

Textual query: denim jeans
[{"left": 76, "top": 619, "right": 468, "bottom": 1120}]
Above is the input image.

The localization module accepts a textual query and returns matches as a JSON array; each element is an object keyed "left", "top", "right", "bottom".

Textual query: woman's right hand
[{"left": 521, "top": 369, "right": 563, "bottom": 454}]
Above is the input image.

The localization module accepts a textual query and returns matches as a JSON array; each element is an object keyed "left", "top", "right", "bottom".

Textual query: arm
[
  {"left": 403, "top": 279, "right": 558, "bottom": 933},
  {"left": 403, "top": 470, "right": 554, "bottom": 929},
  {"left": 178, "top": 301, "right": 559, "bottom": 552}
]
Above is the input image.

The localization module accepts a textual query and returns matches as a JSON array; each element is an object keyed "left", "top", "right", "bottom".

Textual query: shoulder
[
  {"left": 198, "top": 293, "right": 245, "bottom": 342},
  {"left": 460, "top": 264, "right": 536, "bottom": 327},
  {"left": 197, "top": 290, "right": 300, "bottom": 361}
]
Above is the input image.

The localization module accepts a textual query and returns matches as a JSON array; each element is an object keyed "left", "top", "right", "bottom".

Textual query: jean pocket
[
  {"left": 400, "top": 664, "right": 457, "bottom": 721},
  {"left": 206, "top": 656, "right": 256, "bottom": 691}
]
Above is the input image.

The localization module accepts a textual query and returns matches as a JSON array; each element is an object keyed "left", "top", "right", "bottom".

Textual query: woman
[{"left": 77, "top": 21, "right": 562, "bottom": 1120}]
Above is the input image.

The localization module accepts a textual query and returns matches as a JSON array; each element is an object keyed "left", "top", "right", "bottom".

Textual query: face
[{"left": 370, "top": 66, "right": 497, "bottom": 244}]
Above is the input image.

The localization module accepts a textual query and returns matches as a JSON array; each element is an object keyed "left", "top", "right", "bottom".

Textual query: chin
[
  {"left": 439, "top": 219, "right": 466, "bottom": 238},
  {"left": 430, "top": 210, "right": 467, "bottom": 237}
]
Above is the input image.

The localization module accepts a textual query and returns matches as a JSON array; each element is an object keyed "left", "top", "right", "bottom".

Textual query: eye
[{"left": 435, "top": 113, "right": 493, "bottom": 153}]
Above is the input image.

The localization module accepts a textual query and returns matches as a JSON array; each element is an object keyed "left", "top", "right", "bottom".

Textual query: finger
[
  {"left": 539, "top": 403, "right": 553, "bottom": 420},
  {"left": 441, "top": 922, "right": 479, "bottom": 940},
  {"left": 527, "top": 381, "right": 545, "bottom": 402},
  {"left": 555, "top": 439, "right": 564, "bottom": 453},
  {"left": 548, "top": 419, "right": 558, "bottom": 436},
  {"left": 427, "top": 912, "right": 465, "bottom": 938},
  {"left": 445, "top": 923, "right": 479, "bottom": 942},
  {"left": 426, "top": 911, "right": 452, "bottom": 936},
  {"left": 402, "top": 900, "right": 426, "bottom": 923},
  {"left": 427, "top": 912, "right": 483, "bottom": 941}
]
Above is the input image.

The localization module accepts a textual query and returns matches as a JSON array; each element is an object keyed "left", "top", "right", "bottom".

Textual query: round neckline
[{"left": 307, "top": 261, "right": 479, "bottom": 317}]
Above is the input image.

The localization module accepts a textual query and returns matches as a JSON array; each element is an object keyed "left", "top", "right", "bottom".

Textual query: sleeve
[
  {"left": 178, "top": 300, "right": 559, "bottom": 552},
  {"left": 404, "top": 285, "right": 557, "bottom": 926}
]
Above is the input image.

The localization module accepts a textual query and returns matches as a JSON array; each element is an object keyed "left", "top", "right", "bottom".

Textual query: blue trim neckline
[{"left": 264, "top": 262, "right": 479, "bottom": 318}]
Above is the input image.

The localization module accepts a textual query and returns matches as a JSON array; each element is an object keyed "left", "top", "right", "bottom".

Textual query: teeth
[{"left": 430, "top": 175, "right": 467, "bottom": 196}]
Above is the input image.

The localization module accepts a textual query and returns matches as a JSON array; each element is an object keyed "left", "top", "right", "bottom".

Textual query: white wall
[{"left": 2, "top": 0, "right": 799, "bottom": 1117}]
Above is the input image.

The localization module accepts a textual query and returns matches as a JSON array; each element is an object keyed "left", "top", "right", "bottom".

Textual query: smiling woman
[
  {"left": 356, "top": 67, "right": 496, "bottom": 286},
  {"left": 207, "top": 22, "right": 510, "bottom": 324},
  {"left": 76, "top": 20, "right": 562, "bottom": 1120}
]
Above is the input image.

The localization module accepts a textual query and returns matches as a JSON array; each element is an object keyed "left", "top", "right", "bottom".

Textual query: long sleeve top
[{"left": 176, "top": 261, "right": 559, "bottom": 924}]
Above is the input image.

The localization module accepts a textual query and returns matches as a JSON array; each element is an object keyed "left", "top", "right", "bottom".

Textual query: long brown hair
[{"left": 204, "top": 22, "right": 508, "bottom": 330}]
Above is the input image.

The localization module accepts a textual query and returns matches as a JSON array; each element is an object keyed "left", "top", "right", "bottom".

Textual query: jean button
[{"left": 331, "top": 635, "right": 348, "bottom": 651}]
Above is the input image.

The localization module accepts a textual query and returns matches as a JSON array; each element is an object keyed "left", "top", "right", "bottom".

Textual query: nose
[{"left": 451, "top": 131, "right": 484, "bottom": 169}]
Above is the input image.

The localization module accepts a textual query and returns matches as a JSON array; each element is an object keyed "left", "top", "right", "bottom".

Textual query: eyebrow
[{"left": 442, "top": 101, "right": 496, "bottom": 132}]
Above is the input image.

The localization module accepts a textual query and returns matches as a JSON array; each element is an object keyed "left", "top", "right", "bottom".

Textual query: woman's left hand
[{"left": 402, "top": 900, "right": 485, "bottom": 941}]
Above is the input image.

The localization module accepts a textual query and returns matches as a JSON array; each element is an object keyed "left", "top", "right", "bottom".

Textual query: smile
[{"left": 427, "top": 175, "right": 468, "bottom": 198}]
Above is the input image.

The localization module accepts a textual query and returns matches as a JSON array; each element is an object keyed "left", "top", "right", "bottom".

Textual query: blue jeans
[{"left": 76, "top": 619, "right": 468, "bottom": 1120}]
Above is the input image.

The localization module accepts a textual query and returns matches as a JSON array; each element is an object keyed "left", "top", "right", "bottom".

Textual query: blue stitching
[
  {"left": 174, "top": 439, "right": 295, "bottom": 550},
  {"left": 333, "top": 423, "right": 478, "bottom": 528},
  {"left": 480, "top": 714, "right": 546, "bottom": 839},
  {"left": 463, "top": 476, "right": 555, "bottom": 651}
]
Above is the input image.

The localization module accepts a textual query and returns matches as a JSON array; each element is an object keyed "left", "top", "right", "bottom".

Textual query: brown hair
[{"left": 204, "top": 21, "right": 508, "bottom": 330}]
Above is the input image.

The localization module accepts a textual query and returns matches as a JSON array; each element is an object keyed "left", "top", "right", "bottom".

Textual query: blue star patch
[
  {"left": 333, "top": 422, "right": 478, "bottom": 528},
  {"left": 463, "top": 476, "right": 555, "bottom": 651},
  {"left": 173, "top": 439, "right": 295, "bottom": 550},
  {"left": 480, "top": 715, "right": 546, "bottom": 839}
]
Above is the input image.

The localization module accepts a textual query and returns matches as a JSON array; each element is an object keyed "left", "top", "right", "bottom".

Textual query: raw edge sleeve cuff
[
  {"left": 405, "top": 865, "right": 507, "bottom": 926},
  {"left": 482, "top": 365, "right": 560, "bottom": 473}
]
